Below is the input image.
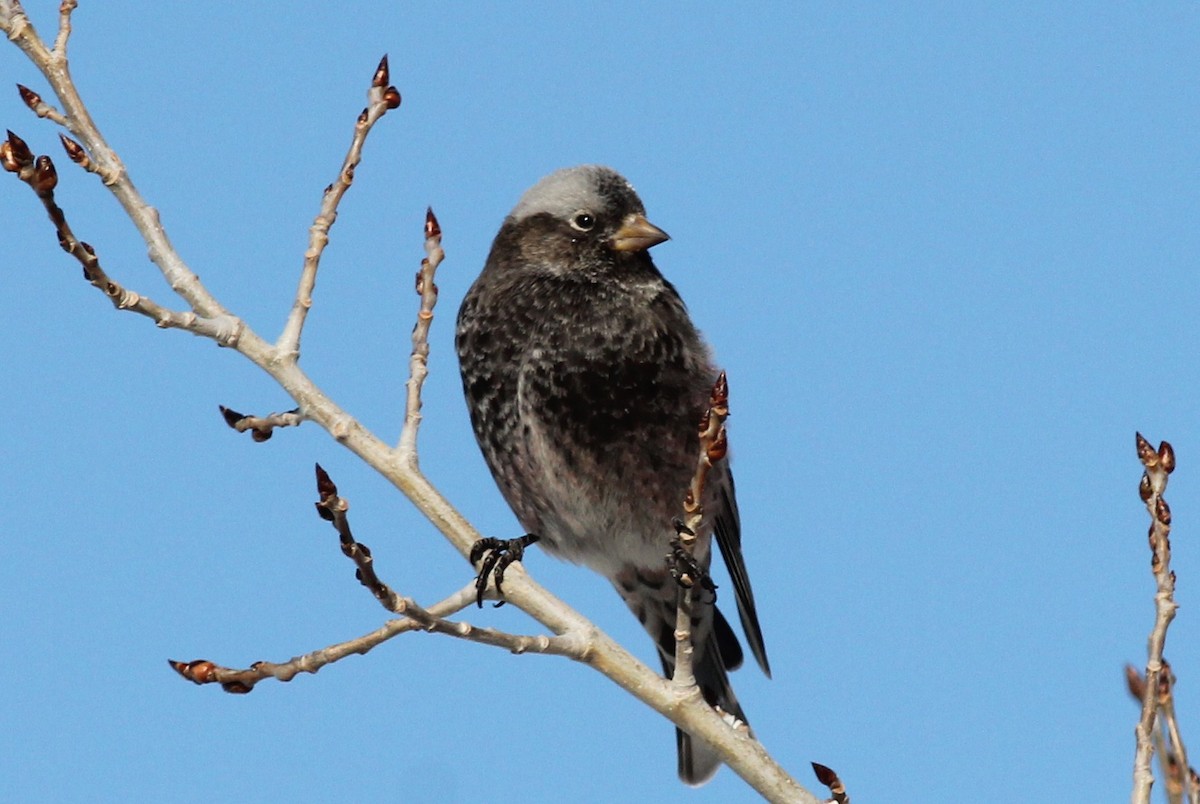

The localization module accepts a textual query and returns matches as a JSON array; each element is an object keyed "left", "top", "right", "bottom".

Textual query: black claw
[
  {"left": 470, "top": 534, "right": 539, "bottom": 608},
  {"left": 666, "top": 537, "right": 717, "bottom": 602}
]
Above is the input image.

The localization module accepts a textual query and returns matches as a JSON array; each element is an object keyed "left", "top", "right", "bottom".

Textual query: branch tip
[
  {"left": 373, "top": 54, "right": 389, "bottom": 88},
  {"left": 16, "top": 82, "right": 40, "bottom": 111},
  {"left": 33, "top": 154, "right": 57, "bottom": 193}
]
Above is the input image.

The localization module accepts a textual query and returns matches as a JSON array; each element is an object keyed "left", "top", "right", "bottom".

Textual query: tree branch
[
  {"left": 1131, "top": 433, "right": 1193, "bottom": 804},
  {"left": 0, "top": 10, "right": 813, "bottom": 801}
]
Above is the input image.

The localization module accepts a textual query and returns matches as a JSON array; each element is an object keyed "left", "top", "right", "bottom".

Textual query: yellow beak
[{"left": 609, "top": 213, "right": 670, "bottom": 252}]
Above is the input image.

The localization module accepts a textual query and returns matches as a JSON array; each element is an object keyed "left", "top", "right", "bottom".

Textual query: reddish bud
[
  {"left": 5, "top": 130, "right": 33, "bottom": 168},
  {"left": 373, "top": 54, "right": 390, "bottom": 88},
  {"left": 59, "top": 133, "right": 89, "bottom": 166},
  {"left": 218, "top": 404, "right": 244, "bottom": 428},
  {"left": 1139, "top": 472, "right": 1152, "bottom": 502},
  {"left": 1156, "top": 497, "right": 1171, "bottom": 526},
  {"left": 711, "top": 370, "right": 729, "bottom": 408},
  {"left": 1125, "top": 664, "right": 1146, "bottom": 700},
  {"left": 1160, "top": 440, "right": 1176, "bottom": 474},
  {"left": 425, "top": 207, "right": 441, "bottom": 240},
  {"left": 811, "top": 762, "right": 838, "bottom": 786},
  {"left": 33, "top": 155, "right": 57, "bottom": 193},
  {"left": 707, "top": 427, "right": 728, "bottom": 463},
  {"left": 0, "top": 140, "right": 16, "bottom": 173},
  {"left": 16, "top": 83, "right": 41, "bottom": 111},
  {"left": 383, "top": 86, "right": 402, "bottom": 109},
  {"left": 1135, "top": 432, "right": 1156, "bottom": 467},
  {"left": 315, "top": 462, "right": 338, "bottom": 497}
]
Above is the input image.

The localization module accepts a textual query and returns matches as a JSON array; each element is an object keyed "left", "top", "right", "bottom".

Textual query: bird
[{"left": 455, "top": 165, "right": 770, "bottom": 785}]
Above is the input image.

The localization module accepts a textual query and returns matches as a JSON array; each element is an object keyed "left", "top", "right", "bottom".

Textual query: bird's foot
[
  {"left": 667, "top": 522, "right": 717, "bottom": 601},
  {"left": 470, "top": 534, "right": 539, "bottom": 608}
]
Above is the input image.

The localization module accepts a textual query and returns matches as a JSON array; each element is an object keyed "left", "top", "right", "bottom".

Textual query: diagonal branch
[
  {"left": 0, "top": 13, "right": 814, "bottom": 801},
  {"left": 277, "top": 55, "right": 402, "bottom": 360}
]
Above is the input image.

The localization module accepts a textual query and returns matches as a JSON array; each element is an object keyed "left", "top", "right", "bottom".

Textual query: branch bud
[
  {"left": 1159, "top": 440, "right": 1176, "bottom": 474},
  {"left": 425, "top": 207, "right": 441, "bottom": 240},
  {"left": 383, "top": 86, "right": 402, "bottom": 109},
  {"left": 16, "top": 83, "right": 42, "bottom": 112},
  {"left": 373, "top": 54, "right": 390, "bottom": 88},
  {"left": 5, "top": 130, "right": 34, "bottom": 169},
  {"left": 707, "top": 426, "right": 728, "bottom": 463},
  {"left": 59, "top": 133, "right": 90, "bottom": 167},
  {"left": 1135, "top": 431, "right": 1157, "bottom": 468},
  {"left": 33, "top": 155, "right": 57, "bottom": 193}
]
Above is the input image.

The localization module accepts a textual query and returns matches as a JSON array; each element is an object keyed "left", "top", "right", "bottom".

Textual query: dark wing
[{"left": 713, "top": 470, "right": 771, "bottom": 677}]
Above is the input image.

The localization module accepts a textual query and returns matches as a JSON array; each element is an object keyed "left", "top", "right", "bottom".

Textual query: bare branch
[
  {"left": 314, "top": 463, "right": 402, "bottom": 610},
  {"left": 396, "top": 207, "right": 443, "bottom": 461},
  {"left": 53, "top": 0, "right": 77, "bottom": 57},
  {"left": 0, "top": 16, "right": 814, "bottom": 801},
  {"left": 1132, "top": 433, "right": 1191, "bottom": 804},
  {"left": 2, "top": 133, "right": 242, "bottom": 340},
  {"left": 670, "top": 371, "right": 730, "bottom": 690},
  {"left": 277, "top": 54, "right": 402, "bottom": 360}
]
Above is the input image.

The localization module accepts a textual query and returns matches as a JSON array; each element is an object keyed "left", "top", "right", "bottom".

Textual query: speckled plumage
[{"left": 456, "top": 166, "right": 769, "bottom": 785}]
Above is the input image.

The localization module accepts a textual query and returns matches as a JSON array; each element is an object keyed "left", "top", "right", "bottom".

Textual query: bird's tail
[{"left": 614, "top": 573, "right": 750, "bottom": 785}]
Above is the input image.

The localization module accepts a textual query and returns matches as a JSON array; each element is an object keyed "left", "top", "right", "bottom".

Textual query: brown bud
[
  {"left": 1124, "top": 664, "right": 1146, "bottom": 700},
  {"left": 711, "top": 370, "right": 729, "bottom": 408},
  {"left": 59, "top": 133, "right": 89, "bottom": 166},
  {"left": 315, "top": 462, "right": 337, "bottom": 496},
  {"left": 425, "top": 206, "right": 441, "bottom": 240},
  {"left": 1135, "top": 431, "right": 1157, "bottom": 467},
  {"left": 1139, "top": 472, "right": 1152, "bottom": 502},
  {"left": 220, "top": 680, "right": 253, "bottom": 694},
  {"left": 383, "top": 86, "right": 402, "bottom": 109},
  {"left": 1156, "top": 497, "right": 1171, "bottom": 526},
  {"left": 33, "top": 155, "right": 57, "bottom": 193},
  {"left": 811, "top": 762, "right": 838, "bottom": 786},
  {"left": 169, "top": 658, "right": 218, "bottom": 684},
  {"left": 707, "top": 426, "right": 728, "bottom": 463},
  {"left": 357, "top": 107, "right": 369, "bottom": 125},
  {"left": 5, "top": 129, "right": 33, "bottom": 168},
  {"left": 373, "top": 54, "right": 390, "bottom": 88},
  {"left": 0, "top": 140, "right": 16, "bottom": 172},
  {"left": 16, "top": 83, "right": 41, "bottom": 111},
  {"left": 218, "top": 404, "right": 244, "bottom": 428},
  {"left": 1160, "top": 440, "right": 1176, "bottom": 474}
]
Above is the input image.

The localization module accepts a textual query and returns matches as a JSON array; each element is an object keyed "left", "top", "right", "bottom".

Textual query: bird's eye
[{"left": 570, "top": 211, "right": 596, "bottom": 232}]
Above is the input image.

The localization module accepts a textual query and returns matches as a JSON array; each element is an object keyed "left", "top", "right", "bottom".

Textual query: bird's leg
[
  {"left": 469, "top": 534, "right": 540, "bottom": 608},
  {"left": 667, "top": 520, "right": 717, "bottom": 603}
]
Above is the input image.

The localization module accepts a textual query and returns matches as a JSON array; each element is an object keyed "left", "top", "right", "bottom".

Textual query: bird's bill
[{"left": 609, "top": 214, "right": 670, "bottom": 252}]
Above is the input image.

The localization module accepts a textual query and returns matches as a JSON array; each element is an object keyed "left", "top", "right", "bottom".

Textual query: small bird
[{"left": 456, "top": 165, "right": 770, "bottom": 785}]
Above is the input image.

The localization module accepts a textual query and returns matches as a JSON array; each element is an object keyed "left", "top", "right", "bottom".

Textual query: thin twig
[
  {"left": 672, "top": 371, "right": 730, "bottom": 689},
  {"left": 1132, "top": 433, "right": 1189, "bottom": 804},
  {"left": 277, "top": 54, "right": 402, "bottom": 360},
  {"left": 314, "top": 463, "right": 402, "bottom": 610},
  {"left": 2, "top": 131, "right": 242, "bottom": 341},
  {"left": 53, "top": 0, "right": 76, "bottom": 57},
  {"left": 169, "top": 582, "right": 583, "bottom": 694},
  {"left": 218, "top": 405, "right": 305, "bottom": 442},
  {"left": 16, "top": 83, "right": 68, "bottom": 126},
  {"left": 396, "top": 207, "right": 443, "bottom": 461}
]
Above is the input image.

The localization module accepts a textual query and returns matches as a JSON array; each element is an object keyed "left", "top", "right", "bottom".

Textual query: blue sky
[{"left": 2, "top": 3, "right": 1198, "bottom": 802}]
